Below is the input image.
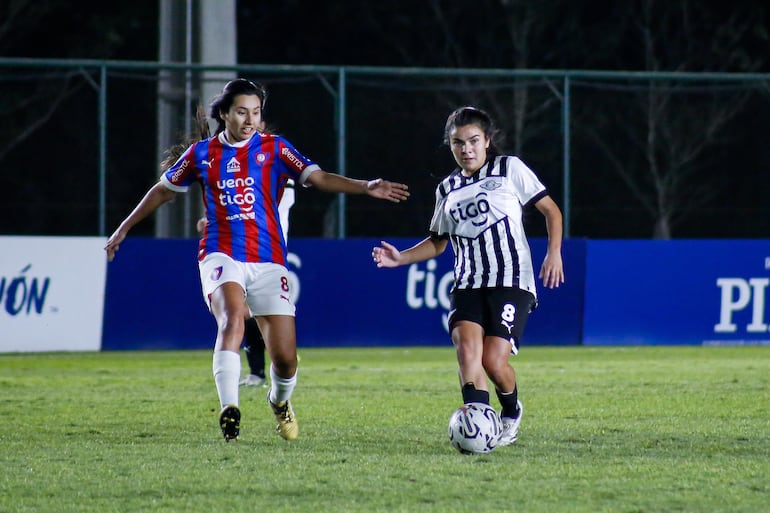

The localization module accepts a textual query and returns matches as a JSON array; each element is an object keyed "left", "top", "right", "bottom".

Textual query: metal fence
[{"left": 1, "top": 58, "right": 768, "bottom": 239}]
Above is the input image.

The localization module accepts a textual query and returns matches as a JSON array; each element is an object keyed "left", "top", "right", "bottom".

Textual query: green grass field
[{"left": 1, "top": 346, "right": 768, "bottom": 513}]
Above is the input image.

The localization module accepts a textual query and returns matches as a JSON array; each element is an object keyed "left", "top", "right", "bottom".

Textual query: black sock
[
  {"left": 243, "top": 318, "right": 266, "bottom": 378},
  {"left": 461, "top": 382, "right": 490, "bottom": 405},
  {"left": 496, "top": 386, "right": 520, "bottom": 419}
]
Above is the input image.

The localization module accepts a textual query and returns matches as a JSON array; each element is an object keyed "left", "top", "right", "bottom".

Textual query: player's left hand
[
  {"left": 366, "top": 179, "right": 410, "bottom": 203},
  {"left": 539, "top": 253, "right": 564, "bottom": 289}
]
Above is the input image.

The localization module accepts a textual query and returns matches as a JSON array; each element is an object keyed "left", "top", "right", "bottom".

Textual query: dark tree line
[{"left": 1, "top": 0, "right": 768, "bottom": 238}]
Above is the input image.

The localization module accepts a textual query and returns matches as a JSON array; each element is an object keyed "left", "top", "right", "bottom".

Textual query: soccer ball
[{"left": 448, "top": 402, "right": 502, "bottom": 455}]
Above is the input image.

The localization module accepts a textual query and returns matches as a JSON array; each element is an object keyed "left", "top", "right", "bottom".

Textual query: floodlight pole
[
  {"left": 98, "top": 65, "right": 107, "bottom": 236},
  {"left": 562, "top": 75, "right": 571, "bottom": 238},
  {"left": 336, "top": 67, "right": 347, "bottom": 239}
]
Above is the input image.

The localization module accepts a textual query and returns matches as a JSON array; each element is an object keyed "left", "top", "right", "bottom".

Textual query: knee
[
  {"left": 216, "top": 312, "right": 246, "bottom": 349},
  {"left": 268, "top": 336, "right": 297, "bottom": 371},
  {"left": 221, "top": 313, "right": 244, "bottom": 333},
  {"left": 454, "top": 338, "right": 478, "bottom": 362},
  {"left": 271, "top": 351, "right": 297, "bottom": 376},
  {"left": 482, "top": 353, "right": 508, "bottom": 380}
]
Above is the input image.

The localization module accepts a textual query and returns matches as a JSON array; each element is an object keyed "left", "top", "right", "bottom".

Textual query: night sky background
[{"left": 1, "top": 0, "right": 768, "bottom": 239}]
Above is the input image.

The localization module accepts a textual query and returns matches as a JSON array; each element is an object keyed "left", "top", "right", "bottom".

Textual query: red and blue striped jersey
[{"left": 161, "top": 132, "right": 319, "bottom": 265}]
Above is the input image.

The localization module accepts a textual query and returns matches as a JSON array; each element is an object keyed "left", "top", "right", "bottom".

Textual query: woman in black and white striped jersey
[{"left": 372, "top": 106, "right": 564, "bottom": 447}]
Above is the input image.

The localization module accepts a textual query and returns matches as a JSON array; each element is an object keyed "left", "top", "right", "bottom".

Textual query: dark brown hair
[
  {"left": 443, "top": 106, "right": 502, "bottom": 155},
  {"left": 209, "top": 78, "right": 268, "bottom": 134},
  {"left": 160, "top": 79, "right": 269, "bottom": 170}
]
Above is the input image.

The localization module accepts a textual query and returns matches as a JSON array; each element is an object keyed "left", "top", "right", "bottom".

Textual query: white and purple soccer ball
[{"left": 448, "top": 402, "right": 502, "bottom": 455}]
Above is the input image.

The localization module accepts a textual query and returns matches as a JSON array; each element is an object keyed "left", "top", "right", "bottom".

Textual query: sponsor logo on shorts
[
  {"left": 501, "top": 303, "right": 516, "bottom": 334},
  {"left": 211, "top": 266, "right": 223, "bottom": 281}
]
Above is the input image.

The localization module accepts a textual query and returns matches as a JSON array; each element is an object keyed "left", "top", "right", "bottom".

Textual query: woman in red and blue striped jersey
[{"left": 105, "top": 78, "right": 409, "bottom": 442}]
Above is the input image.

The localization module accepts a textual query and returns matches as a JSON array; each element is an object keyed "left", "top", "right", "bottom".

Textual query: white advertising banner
[{"left": 0, "top": 236, "right": 107, "bottom": 352}]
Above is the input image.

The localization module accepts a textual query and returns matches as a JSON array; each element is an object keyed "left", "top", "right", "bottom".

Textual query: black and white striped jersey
[{"left": 429, "top": 155, "right": 548, "bottom": 296}]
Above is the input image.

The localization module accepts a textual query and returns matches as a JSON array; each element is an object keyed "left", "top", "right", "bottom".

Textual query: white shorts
[{"left": 199, "top": 252, "right": 296, "bottom": 317}]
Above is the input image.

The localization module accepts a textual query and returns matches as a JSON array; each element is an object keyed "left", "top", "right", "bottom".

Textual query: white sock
[
  {"left": 268, "top": 365, "right": 297, "bottom": 405},
  {"left": 213, "top": 350, "right": 241, "bottom": 408}
]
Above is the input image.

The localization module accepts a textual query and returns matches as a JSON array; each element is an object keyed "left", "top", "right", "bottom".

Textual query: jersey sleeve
[
  {"left": 160, "top": 143, "right": 197, "bottom": 192},
  {"left": 275, "top": 137, "right": 320, "bottom": 186},
  {"left": 508, "top": 156, "right": 547, "bottom": 206},
  {"left": 428, "top": 182, "right": 451, "bottom": 236}
]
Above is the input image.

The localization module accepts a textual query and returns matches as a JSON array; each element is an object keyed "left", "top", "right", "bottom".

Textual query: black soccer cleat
[{"left": 219, "top": 405, "right": 241, "bottom": 442}]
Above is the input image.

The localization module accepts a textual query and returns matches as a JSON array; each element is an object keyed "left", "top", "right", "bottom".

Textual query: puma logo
[{"left": 201, "top": 158, "right": 214, "bottom": 168}]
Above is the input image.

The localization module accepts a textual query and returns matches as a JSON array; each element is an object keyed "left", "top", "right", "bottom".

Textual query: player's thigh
[
  {"left": 209, "top": 281, "right": 249, "bottom": 321},
  {"left": 448, "top": 288, "right": 485, "bottom": 335},
  {"left": 449, "top": 288, "right": 487, "bottom": 358},
  {"left": 483, "top": 287, "right": 536, "bottom": 354},
  {"left": 199, "top": 252, "right": 247, "bottom": 311},
  {"left": 244, "top": 263, "right": 296, "bottom": 316},
  {"left": 481, "top": 335, "right": 515, "bottom": 374}
]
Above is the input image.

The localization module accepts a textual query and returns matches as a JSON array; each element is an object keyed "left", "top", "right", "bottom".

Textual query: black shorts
[{"left": 448, "top": 287, "right": 537, "bottom": 354}]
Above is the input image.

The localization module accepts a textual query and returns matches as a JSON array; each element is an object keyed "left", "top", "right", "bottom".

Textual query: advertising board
[
  {"left": 0, "top": 237, "right": 106, "bottom": 352},
  {"left": 583, "top": 240, "right": 770, "bottom": 346},
  {"left": 101, "top": 237, "right": 584, "bottom": 350}
]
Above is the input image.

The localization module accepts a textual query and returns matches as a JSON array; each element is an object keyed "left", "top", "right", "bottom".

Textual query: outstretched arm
[
  {"left": 372, "top": 236, "right": 448, "bottom": 268},
  {"left": 104, "top": 182, "right": 177, "bottom": 261},
  {"left": 534, "top": 195, "right": 565, "bottom": 288},
  {"left": 305, "top": 170, "right": 409, "bottom": 203}
]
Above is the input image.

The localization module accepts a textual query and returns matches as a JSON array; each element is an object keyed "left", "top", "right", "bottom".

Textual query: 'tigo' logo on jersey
[
  {"left": 215, "top": 176, "right": 257, "bottom": 209},
  {"left": 449, "top": 192, "right": 490, "bottom": 227}
]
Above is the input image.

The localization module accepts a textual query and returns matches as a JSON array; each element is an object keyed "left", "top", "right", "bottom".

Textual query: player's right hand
[
  {"left": 372, "top": 240, "right": 402, "bottom": 268},
  {"left": 104, "top": 230, "right": 126, "bottom": 262}
]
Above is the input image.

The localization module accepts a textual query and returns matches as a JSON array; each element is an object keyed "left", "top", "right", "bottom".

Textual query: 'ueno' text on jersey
[
  {"left": 429, "top": 155, "right": 548, "bottom": 296},
  {"left": 161, "top": 132, "right": 319, "bottom": 265}
]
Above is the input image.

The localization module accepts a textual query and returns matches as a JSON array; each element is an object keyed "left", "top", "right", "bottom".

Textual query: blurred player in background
[
  {"left": 372, "top": 106, "right": 563, "bottom": 447},
  {"left": 105, "top": 78, "right": 409, "bottom": 442}
]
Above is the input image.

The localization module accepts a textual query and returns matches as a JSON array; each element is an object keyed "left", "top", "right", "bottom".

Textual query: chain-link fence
[{"left": 1, "top": 59, "right": 768, "bottom": 239}]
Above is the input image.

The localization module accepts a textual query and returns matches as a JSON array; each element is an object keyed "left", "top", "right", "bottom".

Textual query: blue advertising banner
[
  {"left": 102, "top": 237, "right": 585, "bottom": 350},
  {"left": 102, "top": 238, "right": 214, "bottom": 350},
  {"left": 582, "top": 240, "right": 770, "bottom": 346},
  {"left": 289, "top": 238, "right": 585, "bottom": 348}
]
